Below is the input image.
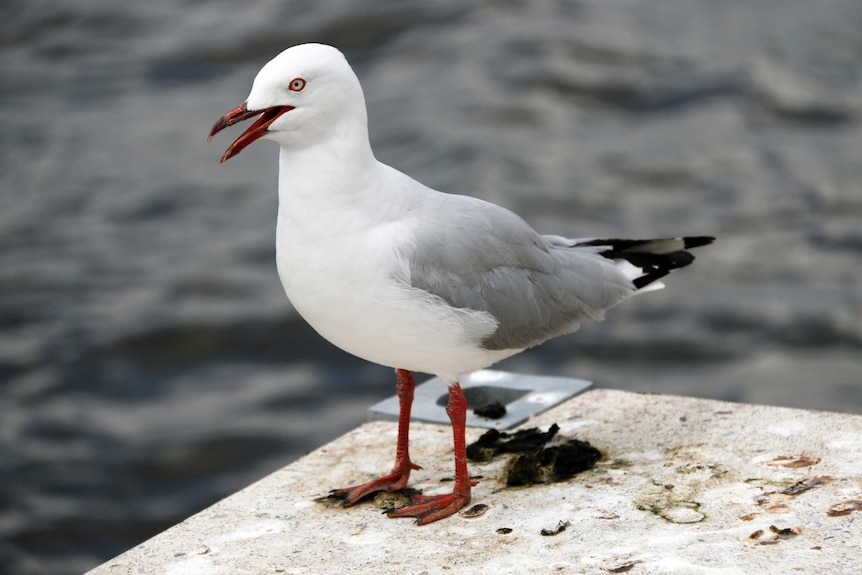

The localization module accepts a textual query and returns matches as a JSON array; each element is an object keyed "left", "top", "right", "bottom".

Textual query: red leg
[
  {"left": 387, "top": 381, "right": 473, "bottom": 525},
  {"left": 331, "top": 369, "right": 421, "bottom": 506}
]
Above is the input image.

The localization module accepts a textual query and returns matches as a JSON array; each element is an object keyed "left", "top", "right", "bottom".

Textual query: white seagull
[{"left": 208, "top": 43, "right": 714, "bottom": 524}]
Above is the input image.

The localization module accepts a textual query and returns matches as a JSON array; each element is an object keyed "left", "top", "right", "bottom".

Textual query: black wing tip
[
  {"left": 578, "top": 235, "right": 716, "bottom": 250},
  {"left": 584, "top": 235, "right": 715, "bottom": 290},
  {"left": 632, "top": 270, "right": 670, "bottom": 289},
  {"left": 682, "top": 236, "right": 715, "bottom": 249}
]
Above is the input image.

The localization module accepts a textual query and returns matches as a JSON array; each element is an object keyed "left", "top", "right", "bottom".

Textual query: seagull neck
[{"left": 277, "top": 136, "right": 377, "bottom": 205}]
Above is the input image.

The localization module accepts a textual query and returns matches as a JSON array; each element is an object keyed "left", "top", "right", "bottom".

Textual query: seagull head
[{"left": 208, "top": 43, "right": 366, "bottom": 162}]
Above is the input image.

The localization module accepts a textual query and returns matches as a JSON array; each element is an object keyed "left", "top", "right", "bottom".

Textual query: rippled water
[{"left": 2, "top": 1, "right": 861, "bottom": 573}]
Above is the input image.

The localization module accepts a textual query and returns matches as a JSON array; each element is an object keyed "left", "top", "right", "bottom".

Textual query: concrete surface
[{"left": 87, "top": 389, "right": 862, "bottom": 575}]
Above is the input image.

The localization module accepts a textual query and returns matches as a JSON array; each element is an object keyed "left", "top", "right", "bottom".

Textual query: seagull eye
[{"left": 288, "top": 78, "right": 306, "bottom": 92}]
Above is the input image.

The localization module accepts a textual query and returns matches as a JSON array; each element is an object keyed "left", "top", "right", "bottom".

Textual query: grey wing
[{"left": 404, "top": 195, "right": 636, "bottom": 351}]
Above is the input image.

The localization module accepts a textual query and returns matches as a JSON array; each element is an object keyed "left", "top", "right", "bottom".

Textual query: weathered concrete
[{"left": 87, "top": 389, "right": 862, "bottom": 575}]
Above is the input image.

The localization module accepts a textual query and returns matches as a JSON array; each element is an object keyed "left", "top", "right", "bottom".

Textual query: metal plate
[{"left": 367, "top": 370, "right": 592, "bottom": 429}]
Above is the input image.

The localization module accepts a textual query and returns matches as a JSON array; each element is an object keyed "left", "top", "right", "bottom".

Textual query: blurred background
[{"left": 1, "top": 0, "right": 860, "bottom": 573}]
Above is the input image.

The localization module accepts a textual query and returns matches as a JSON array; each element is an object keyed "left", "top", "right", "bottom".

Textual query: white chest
[
  {"left": 276, "top": 202, "right": 400, "bottom": 323},
  {"left": 271, "top": 155, "right": 504, "bottom": 377}
]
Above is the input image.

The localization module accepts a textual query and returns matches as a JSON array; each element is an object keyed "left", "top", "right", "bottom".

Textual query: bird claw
[
  {"left": 331, "top": 469, "right": 414, "bottom": 507},
  {"left": 387, "top": 491, "right": 470, "bottom": 525}
]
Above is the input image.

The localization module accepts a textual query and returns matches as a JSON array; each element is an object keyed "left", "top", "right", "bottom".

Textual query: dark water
[{"left": 2, "top": 1, "right": 861, "bottom": 573}]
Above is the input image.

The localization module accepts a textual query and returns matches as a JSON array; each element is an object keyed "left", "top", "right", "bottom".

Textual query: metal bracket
[{"left": 367, "top": 370, "right": 592, "bottom": 429}]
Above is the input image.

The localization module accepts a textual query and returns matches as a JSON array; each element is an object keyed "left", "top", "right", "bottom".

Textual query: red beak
[{"left": 208, "top": 102, "right": 294, "bottom": 162}]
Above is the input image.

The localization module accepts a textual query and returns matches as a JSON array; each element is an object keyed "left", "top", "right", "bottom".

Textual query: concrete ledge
[{"left": 87, "top": 389, "right": 862, "bottom": 574}]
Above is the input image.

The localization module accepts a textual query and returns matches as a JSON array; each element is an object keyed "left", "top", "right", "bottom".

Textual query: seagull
[{"left": 208, "top": 43, "right": 714, "bottom": 525}]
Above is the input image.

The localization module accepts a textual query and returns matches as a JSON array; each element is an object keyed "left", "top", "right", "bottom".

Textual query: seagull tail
[{"left": 576, "top": 236, "right": 715, "bottom": 291}]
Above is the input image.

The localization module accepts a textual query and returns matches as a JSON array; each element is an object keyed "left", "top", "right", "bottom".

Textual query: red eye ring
[{"left": 288, "top": 77, "right": 306, "bottom": 92}]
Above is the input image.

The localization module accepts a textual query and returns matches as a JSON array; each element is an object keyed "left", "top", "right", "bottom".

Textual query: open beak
[{"left": 208, "top": 102, "right": 294, "bottom": 163}]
